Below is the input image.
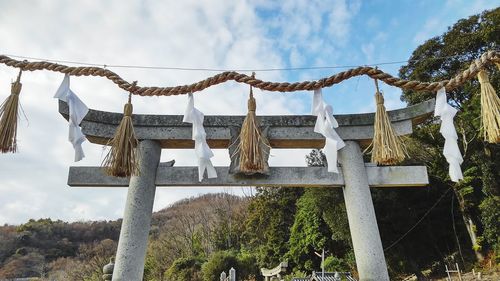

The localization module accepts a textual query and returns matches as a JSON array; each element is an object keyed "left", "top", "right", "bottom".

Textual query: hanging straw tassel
[
  {"left": 236, "top": 74, "right": 270, "bottom": 174},
  {"left": 370, "top": 79, "right": 405, "bottom": 165},
  {"left": 102, "top": 91, "right": 139, "bottom": 177},
  {"left": 0, "top": 69, "right": 23, "bottom": 153},
  {"left": 477, "top": 70, "right": 500, "bottom": 143}
]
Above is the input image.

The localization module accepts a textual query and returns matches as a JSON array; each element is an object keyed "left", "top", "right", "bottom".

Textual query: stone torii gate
[
  {"left": 261, "top": 261, "right": 288, "bottom": 281},
  {"left": 59, "top": 98, "right": 434, "bottom": 281}
]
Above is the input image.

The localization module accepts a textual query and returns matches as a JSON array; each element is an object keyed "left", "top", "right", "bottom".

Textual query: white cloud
[
  {"left": 413, "top": 0, "right": 498, "bottom": 46},
  {"left": 257, "top": 0, "right": 361, "bottom": 68},
  {"left": 0, "top": 0, "right": 304, "bottom": 225},
  {"left": 446, "top": 0, "right": 497, "bottom": 14},
  {"left": 361, "top": 42, "right": 375, "bottom": 63},
  {"left": 366, "top": 16, "right": 380, "bottom": 29},
  {"left": 0, "top": 0, "right": 489, "bottom": 225},
  {"left": 413, "top": 17, "right": 441, "bottom": 44},
  {"left": 326, "top": 0, "right": 361, "bottom": 44},
  {"left": 289, "top": 47, "right": 305, "bottom": 67}
]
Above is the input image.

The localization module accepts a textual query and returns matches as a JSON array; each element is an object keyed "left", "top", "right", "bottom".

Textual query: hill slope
[{"left": 0, "top": 192, "right": 248, "bottom": 279}]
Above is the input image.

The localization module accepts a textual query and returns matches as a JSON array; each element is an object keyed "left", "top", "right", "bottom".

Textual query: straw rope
[
  {"left": 234, "top": 73, "right": 270, "bottom": 175},
  {"left": 477, "top": 70, "right": 500, "bottom": 143},
  {"left": 0, "top": 69, "right": 23, "bottom": 153},
  {"left": 0, "top": 50, "right": 499, "bottom": 97},
  {"left": 102, "top": 91, "right": 139, "bottom": 177}
]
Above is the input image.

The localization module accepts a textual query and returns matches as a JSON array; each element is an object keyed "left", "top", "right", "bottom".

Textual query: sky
[{"left": 0, "top": 0, "right": 498, "bottom": 225}]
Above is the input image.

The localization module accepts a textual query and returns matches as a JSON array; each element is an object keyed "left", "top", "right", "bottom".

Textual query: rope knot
[
  {"left": 125, "top": 81, "right": 138, "bottom": 108},
  {"left": 248, "top": 94, "right": 256, "bottom": 111},
  {"left": 11, "top": 81, "right": 22, "bottom": 96},
  {"left": 375, "top": 91, "right": 384, "bottom": 105},
  {"left": 477, "top": 70, "right": 489, "bottom": 84},
  {"left": 11, "top": 69, "right": 23, "bottom": 96},
  {"left": 18, "top": 60, "right": 28, "bottom": 72},
  {"left": 128, "top": 81, "right": 138, "bottom": 96},
  {"left": 124, "top": 103, "right": 133, "bottom": 116},
  {"left": 373, "top": 77, "right": 384, "bottom": 105}
]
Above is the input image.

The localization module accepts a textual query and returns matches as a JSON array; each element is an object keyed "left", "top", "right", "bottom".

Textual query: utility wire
[
  {"left": 383, "top": 188, "right": 452, "bottom": 252},
  {"left": 2, "top": 53, "right": 477, "bottom": 72}
]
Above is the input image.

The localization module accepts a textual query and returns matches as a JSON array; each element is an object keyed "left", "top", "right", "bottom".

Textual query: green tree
[
  {"left": 479, "top": 196, "right": 500, "bottom": 260},
  {"left": 399, "top": 7, "right": 500, "bottom": 262},
  {"left": 201, "top": 250, "right": 259, "bottom": 281},
  {"left": 323, "top": 254, "right": 354, "bottom": 273},
  {"left": 287, "top": 189, "right": 332, "bottom": 272},
  {"left": 286, "top": 150, "right": 353, "bottom": 273},
  {"left": 143, "top": 235, "right": 185, "bottom": 281},
  {"left": 243, "top": 187, "right": 303, "bottom": 268},
  {"left": 286, "top": 187, "right": 354, "bottom": 273},
  {"left": 165, "top": 256, "right": 205, "bottom": 281}
]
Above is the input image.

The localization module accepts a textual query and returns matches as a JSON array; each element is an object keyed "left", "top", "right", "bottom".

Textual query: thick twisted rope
[{"left": 1, "top": 50, "right": 499, "bottom": 96}]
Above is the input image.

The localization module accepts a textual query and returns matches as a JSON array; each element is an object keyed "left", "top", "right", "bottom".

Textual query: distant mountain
[{"left": 0, "top": 192, "right": 247, "bottom": 280}]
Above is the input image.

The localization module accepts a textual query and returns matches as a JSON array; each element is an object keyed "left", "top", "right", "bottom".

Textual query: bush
[
  {"left": 479, "top": 196, "right": 500, "bottom": 260},
  {"left": 236, "top": 251, "right": 260, "bottom": 280},
  {"left": 323, "top": 256, "right": 350, "bottom": 272},
  {"left": 202, "top": 251, "right": 260, "bottom": 281},
  {"left": 202, "top": 251, "right": 239, "bottom": 281},
  {"left": 165, "top": 256, "right": 205, "bottom": 281}
]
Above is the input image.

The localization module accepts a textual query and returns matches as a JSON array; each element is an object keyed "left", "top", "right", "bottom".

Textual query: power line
[
  {"left": 383, "top": 188, "right": 452, "bottom": 252},
  {"left": 2, "top": 53, "right": 473, "bottom": 73}
]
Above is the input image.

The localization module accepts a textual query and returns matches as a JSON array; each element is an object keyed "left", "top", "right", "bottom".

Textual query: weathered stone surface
[
  {"left": 339, "top": 141, "right": 390, "bottom": 281},
  {"left": 261, "top": 261, "right": 288, "bottom": 278},
  {"left": 59, "top": 99, "right": 434, "bottom": 126},
  {"left": 112, "top": 140, "right": 161, "bottom": 281},
  {"left": 67, "top": 165, "right": 428, "bottom": 187},
  {"left": 59, "top": 99, "right": 434, "bottom": 148}
]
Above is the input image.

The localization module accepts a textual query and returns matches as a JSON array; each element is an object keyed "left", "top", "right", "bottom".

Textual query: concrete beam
[
  {"left": 67, "top": 165, "right": 428, "bottom": 188},
  {"left": 59, "top": 99, "right": 435, "bottom": 149}
]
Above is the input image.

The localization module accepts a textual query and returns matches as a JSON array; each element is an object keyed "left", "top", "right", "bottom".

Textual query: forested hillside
[
  {"left": 0, "top": 218, "right": 121, "bottom": 279},
  {"left": 0, "top": 7, "right": 498, "bottom": 281},
  {"left": 0, "top": 193, "right": 249, "bottom": 280}
]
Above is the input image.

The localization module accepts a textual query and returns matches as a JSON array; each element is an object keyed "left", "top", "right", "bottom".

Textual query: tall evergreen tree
[
  {"left": 399, "top": 7, "right": 500, "bottom": 262},
  {"left": 243, "top": 187, "right": 304, "bottom": 268},
  {"left": 286, "top": 150, "right": 353, "bottom": 273}
]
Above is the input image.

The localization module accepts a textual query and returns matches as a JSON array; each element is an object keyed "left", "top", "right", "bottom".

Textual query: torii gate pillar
[
  {"left": 112, "top": 140, "right": 161, "bottom": 281},
  {"left": 340, "top": 141, "right": 389, "bottom": 281}
]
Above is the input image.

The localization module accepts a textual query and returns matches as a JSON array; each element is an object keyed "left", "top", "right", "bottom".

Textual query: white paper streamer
[
  {"left": 183, "top": 93, "right": 217, "bottom": 181},
  {"left": 54, "top": 74, "right": 89, "bottom": 162},
  {"left": 312, "top": 89, "right": 345, "bottom": 173},
  {"left": 435, "top": 87, "right": 463, "bottom": 182}
]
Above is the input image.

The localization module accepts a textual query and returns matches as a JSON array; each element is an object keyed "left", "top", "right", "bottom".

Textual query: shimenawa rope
[{"left": 0, "top": 50, "right": 499, "bottom": 97}]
